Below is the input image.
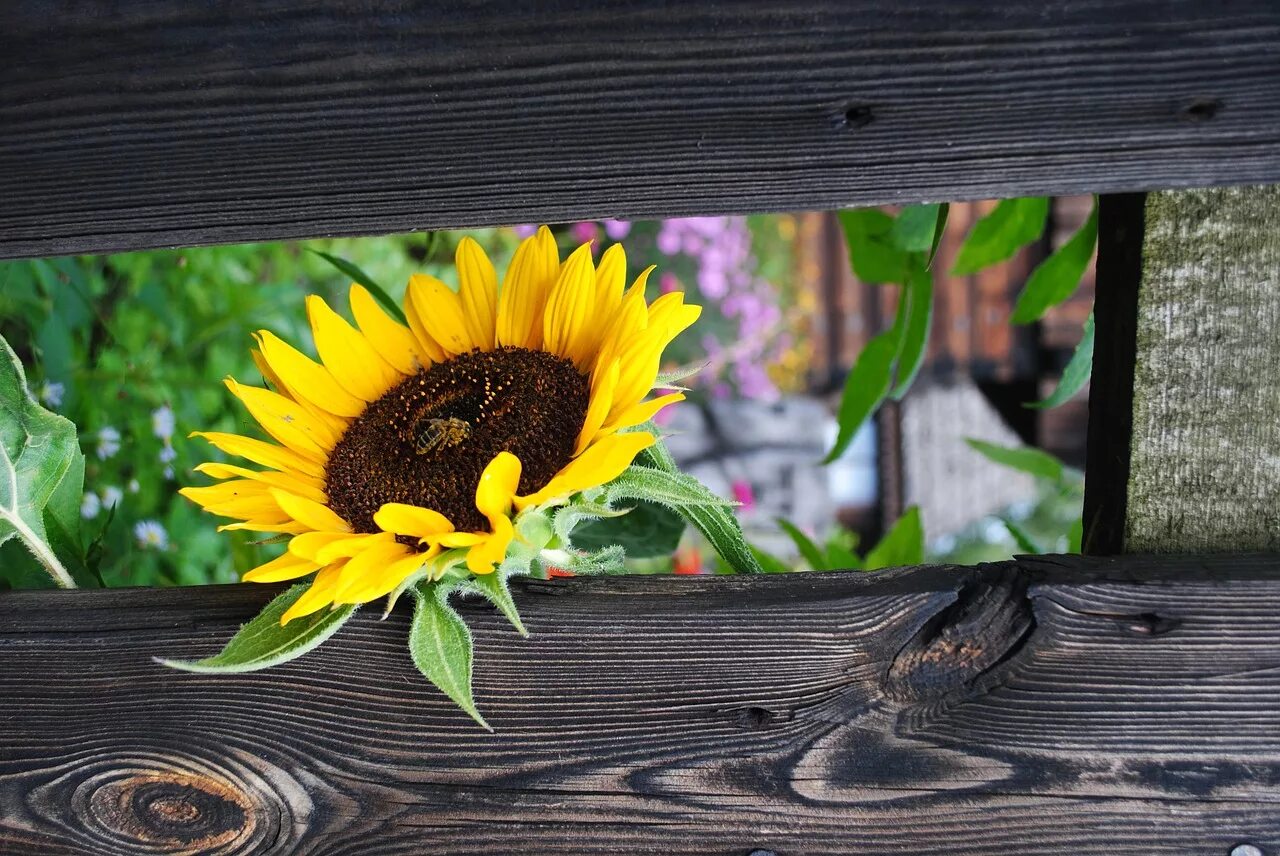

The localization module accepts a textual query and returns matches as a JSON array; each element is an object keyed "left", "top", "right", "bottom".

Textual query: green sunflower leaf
[
  {"left": 409, "top": 580, "right": 489, "bottom": 730},
  {"left": 573, "top": 499, "right": 685, "bottom": 559},
  {"left": 0, "top": 332, "right": 86, "bottom": 589},
  {"left": 632, "top": 425, "right": 763, "bottom": 575},
  {"left": 863, "top": 506, "right": 925, "bottom": 570},
  {"left": 604, "top": 465, "right": 735, "bottom": 510},
  {"left": 157, "top": 583, "right": 357, "bottom": 673},
  {"left": 465, "top": 571, "right": 528, "bottom": 637},
  {"left": 308, "top": 249, "right": 407, "bottom": 324},
  {"left": 951, "top": 197, "right": 1050, "bottom": 275}
]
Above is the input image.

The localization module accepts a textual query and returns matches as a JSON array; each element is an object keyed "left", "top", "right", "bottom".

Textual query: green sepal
[
  {"left": 654, "top": 359, "right": 710, "bottom": 388},
  {"left": 552, "top": 495, "right": 629, "bottom": 545},
  {"left": 409, "top": 580, "right": 490, "bottom": 730},
  {"left": 157, "top": 583, "right": 357, "bottom": 674},
  {"left": 464, "top": 570, "right": 528, "bottom": 637},
  {"left": 541, "top": 544, "right": 626, "bottom": 576}
]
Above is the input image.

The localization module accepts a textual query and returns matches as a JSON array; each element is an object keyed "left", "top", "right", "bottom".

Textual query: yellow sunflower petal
[
  {"left": 271, "top": 488, "right": 351, "bottom": 533},
  {"left": 251, "top": 348, "right": 289, "bottom": 398},
  {"left": 593, "top": 243, "right": 627, "bottom": 327},
  {"left": 593, "top": 268, "right": 653, "bottom": 373},
  {"left": 402, "top": 282, "right": 449, "bottom": 363},
  {"left": 575, "top": 359, "right": 620, "bottom": 455},
  {"left": 373, "top": 503, "right": 455, "bottom": 540},
  {"left": 606, "top": 333, "right": 671, "bottom": 422},
  {"left": 334, "top": 546, "right": 436, "bottom": 605},
  {"left": 313, "top": 532, "right": 397, "bottom": 564},
  {"left": 476, "top": 452, "right": 521, "bottom": 527},
  {"left": 180, "top": 479, "right": 272, "bottom": 509},
  {"left": 224, "top": 378, "right": 339, "bottom": 460},
  {"left": 496, "top": 226, "right": 560, "bottom": 349},
  {"left": 280, "top": 562, "right": 345, "bottom": 625},
  {"left": 406, "top": 274, "right": 474, "bottom": 356},
  {"left": 242, "top": 551, "right": 321, "bottom": 583},
  {"left": 603, "top": 391, "right": 685, "bottom": 433},
  {"left": 332, "top": 541, "right": 421, "bottom": 603},
  {"left": 456, "top": 237, "right": 497, "bottom": 351},
  {"left": 190, "top": 431, "right": 325, "bottom": 479},
  {"left": 256, "top": 329, "right": 366, "bottom": 418},
  {"left": 465, "top": 517, "right": 512, "bottom": 576},
  {"left": 435, "top": 531, "right": 486, "bottom": 547},
  {"left": 515, "top": 431, "right": 654, "bottom": 510},
  {"left": 288, "top": 530, "right": 365, "bottom": 562},
  {"left": 349, "top": 284, "right": 426, "bottom": 375},
  {"left": 541, "top": 243, "right": 598, "bottom": 368},
  {"left": 194, "top": 462, "right": 326, "bottom": 503},
  {"left": 219, "top": 519, "right": 310, "bottom": 535},
  {"left": 306, "top": 295, "right": 401, "bottom": 401}
]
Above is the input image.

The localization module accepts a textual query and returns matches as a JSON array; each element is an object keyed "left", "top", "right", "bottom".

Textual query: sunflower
[{"left": 182, "top": 228, "right": 699, "bottom": 624}]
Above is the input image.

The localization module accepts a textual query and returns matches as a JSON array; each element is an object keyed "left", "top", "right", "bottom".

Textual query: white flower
[
  {"left": 96, "top": 426, "right": 121, "bottom": 460},
  {"left": 39, "top": 381, "right": 65, "bottom": 408},
  {"left": 159, "top": 444, "right": 177, "bottom": 464},
  {"left": 101, "top": 486, "right": 124, "bottom": 509},
  {"left": 134, "top": 520, "right": 169, "bottom": 550},
  {"left": 163, "top": 466, "right": 174, "bottom": 480},
  {"left": 127, "top": 479, "right": 140, "bottom": 494},
  {"left": 151, "top": 405, "right": 175, "bottom": 441},
  {"left": 80, "top": 492, "right": 101, "bottom": 519}
]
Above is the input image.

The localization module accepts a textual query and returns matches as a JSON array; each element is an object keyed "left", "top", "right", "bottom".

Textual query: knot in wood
[{"left": 885, "top": 567, "right": 1034, "bottom": 703}]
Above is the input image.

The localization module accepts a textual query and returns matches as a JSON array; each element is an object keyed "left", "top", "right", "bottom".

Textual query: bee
[{"left": 414, "top": 416, "right": 471, "bottom": 456}]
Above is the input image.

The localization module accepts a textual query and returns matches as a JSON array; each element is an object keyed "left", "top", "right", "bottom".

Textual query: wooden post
[{"left": 1087, "top": 188, "right": 1280, "bottom": 552}]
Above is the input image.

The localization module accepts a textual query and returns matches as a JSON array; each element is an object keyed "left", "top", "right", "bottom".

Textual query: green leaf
[
  {"left": 748, "top": 544, "right": 792, "bottom": 574},
  {"left": 824, "top": 540, "right": 864, "bottom": 571},
  {"left": 890, "top": 261, "right": 934, "bottom": 400},
  {"left": 951, "top": 197, "right": 1050, "bottom": 275},
  {"left": 822, "top": 328, "right": 897, "bottom": 463},
  {"left": 863, "top": 506, "right": 925, "bottom": 570},
  {"left": 605, "top": 465, "right": 735, "bottom": 511},
  {"left": 1010, "top": 200, "right": 1098, "bottom": 324},
  {"left": 965, "top": 438, "right": 1065, "bottom": 482},
  {"left": 157, "top": 583, "right": 357, "bottom": 673},
  {"left": 1029, "top": 311, "right": 1094, "bottom": 409},
  {"left": 926, "top": 202, "right": 950, "bottom": 270},
  {"left": 1001, "top": 517, "right": 1045, "bottom": 554},
  {"left": 573, "top": 499, "right": 685, "bottom": 559},
  {"left": 547, "top": 544, "right": 626, "bottom": 576},
  {"left": 308, "top": 249, "right": 407, "bottom": 324},
  {"left": 465, "top": 572, "right": 528, "bottom": 637},
  {"left": 838, "top": 209, "right": 910, "bottom": 283},
  {"left": 776, "top": 518, "right": 829, "bottom": 571},
  {"left": 552, "top": 496, "right": 629, "bottom": 545},
  {"left": 631, "top": 426, "right": 764, "bottom": 575},
  {"left": 0, "top": 333, "right": 84, "bottom": 588},
  {"left": 409, "top": 581, "right": 489, "bottom": 730},
  {"left": 890, "top": 204, "right": 943, "bottom": 253},
  {"left": 1067, "top": 516, "right": 1084, "bottom": 554},
  {"left": 654, "top": 359, "right": 710, "bottom": 388}
]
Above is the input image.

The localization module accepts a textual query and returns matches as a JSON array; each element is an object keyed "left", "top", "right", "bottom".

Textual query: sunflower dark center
[{"left": 325, "top": 347, "right": 590, "bottom": 534}]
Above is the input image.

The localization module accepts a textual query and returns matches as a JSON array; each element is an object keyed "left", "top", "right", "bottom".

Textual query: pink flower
[
  {"left": 571, "top": 221, "right": 598, "bottom": 244},
  {"left": 659, "top": 272, "right": 680, "bottom": 294},
  {"left": 731, "top": 480, "right": 756, "bottom": 511},
  {"left": 512, "top": 224, "right": 538, "bottom": 238},
  {"left": 602, "top": 219, "right": 631, "bottom": 240}
]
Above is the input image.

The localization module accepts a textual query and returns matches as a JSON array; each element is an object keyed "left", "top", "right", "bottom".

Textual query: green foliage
[
  {"left": 1031, "top": 311, "right": 1094, "bottom": 409},
  {"left": 409, "top": 580, "right": 489, "bottom": 730},
  {"left": 1011, "top": 201, "right": 1098, "bottom": 324},
  {"left": 951, "top": 197, "right": 1049, "bottom": 275},
  {"left": 863, "top": 506, "right": 925, "bottom": 570},
  {"left": 771, "top": 506, "right": 923, "bottom": 572},
  {"left": 158, "top": 583, "right": 357, "bottom": 673},
  {"left": 1001, "top": 516, "right": 1046, "bottom": 554},
  {"left": 964, "top": 438, "right": 1067, "bottom": 483},
  {"left": 308, "top": 250, "right": 407, "bottom": 323},
  {"left": 0, "top": 332, "right": 86, "bottom": 588},
  {"left": 839, "top": 209, "right": 910, "bottom": 283},
  {"left": 823, "top": 325, "right": 899, "bottom": 463},
  {"left": 0, "top": 231, "right": 516, "bottom": 589},
  {"left": 633, "top": 427, "right": 763, "bottom": 575},
  {"left": 573, "top": 499, "right": 685, "bottom": 559}
]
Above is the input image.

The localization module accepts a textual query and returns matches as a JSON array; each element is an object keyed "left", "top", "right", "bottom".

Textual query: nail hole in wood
[{"left": 1180, "top": 97, "right": 1222, "bottom": 122}]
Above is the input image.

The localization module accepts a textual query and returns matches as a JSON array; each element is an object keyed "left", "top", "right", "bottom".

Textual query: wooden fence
[{"left": 2, "top": 2, "right": 1279, "bottom": 854}]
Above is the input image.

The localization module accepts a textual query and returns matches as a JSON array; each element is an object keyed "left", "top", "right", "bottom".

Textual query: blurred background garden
[{"left": 0, "top": 200, "right": 1091, "bottom": 589}]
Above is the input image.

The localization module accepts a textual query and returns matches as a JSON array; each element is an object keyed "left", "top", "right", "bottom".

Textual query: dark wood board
[
  {"left": 2, "top": 555, "right": 1279, "bottom": 854},
  {"left": 3, "top": 1, "right": 1280, "bottom": 258}
]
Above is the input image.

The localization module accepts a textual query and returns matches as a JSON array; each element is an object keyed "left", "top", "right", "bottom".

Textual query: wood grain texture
[
  {"left": 3, "top": 556, "right": 1280, "bottom": 854},
  {"left": 1124, "top": 186, "right": 1280, "bottom": 552},
  {"left": 4, "top": 1, "right": 1280, "bottom": 258}
]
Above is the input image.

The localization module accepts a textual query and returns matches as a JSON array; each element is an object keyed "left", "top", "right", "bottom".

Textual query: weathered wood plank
[
  {"left": 3, "top": 2, "right": 1280, "bottom": 258},
  {"left": 2, "top": 556, "right": 1278, "bottom": 854},
  {"left": 1117, "top": 187, "right": 1280, "bottom": 552}
]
